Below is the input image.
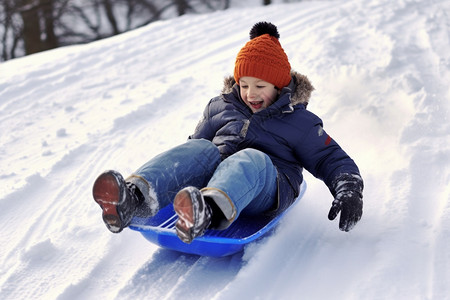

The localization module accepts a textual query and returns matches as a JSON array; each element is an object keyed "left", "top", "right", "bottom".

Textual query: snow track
[{"left": 1, "top": 0, "right": 449, "bottom": 299}]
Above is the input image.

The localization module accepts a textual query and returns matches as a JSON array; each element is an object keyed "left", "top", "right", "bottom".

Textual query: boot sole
[
  {"left": 92, "top": 172, "right": 123, "bottom": 233},
  {"left": 173, "top": 190, "right": 194, "bottom": 244}
]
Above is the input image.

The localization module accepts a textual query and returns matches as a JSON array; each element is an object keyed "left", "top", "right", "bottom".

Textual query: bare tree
[
  {"left": 19, "top": 0, "right": 43, "bottom": 55},
  {"left": 174, "top": 0, "right": 189, "bottom": 16},
  {"left": 101, "top": 0, "right": 120, "bottom": 35},
  {"left": 1, "top": 0, "right": 19, "bottom": 60},
  {"left": 41, "top": 0, "right": 58, "bottom": 49},
  {"left": 0, "top": 0, "right": 60, "bottom": 57},
  {"left": 0, "top": 0, "right": 242, "bottom": 61}
]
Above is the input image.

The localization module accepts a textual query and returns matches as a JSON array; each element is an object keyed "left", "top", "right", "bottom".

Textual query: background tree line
[{"left": 0, "top": 0, "right": 286, "bottom": 62}]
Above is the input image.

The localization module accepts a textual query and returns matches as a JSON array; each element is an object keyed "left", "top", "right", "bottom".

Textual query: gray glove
[{"left": 328, "top": 174, "right": 364, "bottom": 232}]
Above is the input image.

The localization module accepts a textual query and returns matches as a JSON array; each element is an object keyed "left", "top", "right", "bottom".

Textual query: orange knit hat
[{"left": 234, "top": 22, "right": 291, "bottom": 89}]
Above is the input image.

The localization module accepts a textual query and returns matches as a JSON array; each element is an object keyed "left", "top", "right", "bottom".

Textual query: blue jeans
[{"left": 133, "top": 139, "right": 278, "bottom": 219}]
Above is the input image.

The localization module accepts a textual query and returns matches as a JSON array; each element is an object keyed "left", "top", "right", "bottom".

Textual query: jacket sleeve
[
  {"left": 189, "top": 100, "right": 215, "bottom": 141},
  {"left": 293, "top": 116, "right": 361, "bottom": 189}
]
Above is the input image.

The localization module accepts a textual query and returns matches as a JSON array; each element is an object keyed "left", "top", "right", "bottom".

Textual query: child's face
[{"left": 239, "top": 77, "right": 279, "bottom": 113}]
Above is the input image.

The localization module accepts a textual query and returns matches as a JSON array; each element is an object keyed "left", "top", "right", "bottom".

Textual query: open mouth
[{"left": 249, "top": 101, "right": 263, "bottom": 110}]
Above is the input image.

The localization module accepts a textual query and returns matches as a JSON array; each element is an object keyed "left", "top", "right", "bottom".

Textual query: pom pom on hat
[
  {"left": 234, "top": 22, "right": 291, "bottom": 89},
  {"left": 249, "top": 22, "right": 280, "bottom": 40}
]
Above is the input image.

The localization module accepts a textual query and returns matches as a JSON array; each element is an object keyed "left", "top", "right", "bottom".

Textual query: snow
[{"left": 0, "top": 0, "right": 449, "bottom": 299}]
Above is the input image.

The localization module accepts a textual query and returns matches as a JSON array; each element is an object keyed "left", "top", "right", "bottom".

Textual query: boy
[{"left": 93, "top": 22, "right": 363, "bottom": 244}]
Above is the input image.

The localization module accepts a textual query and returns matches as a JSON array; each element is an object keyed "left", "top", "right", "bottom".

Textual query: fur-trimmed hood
[{"left": 221, "top": 70, "right": 314, "bottom": 107}]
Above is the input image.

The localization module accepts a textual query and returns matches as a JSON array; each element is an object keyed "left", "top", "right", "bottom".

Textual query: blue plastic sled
[{"left": 129, "top": 181, "right": 306, "bottom": 257}]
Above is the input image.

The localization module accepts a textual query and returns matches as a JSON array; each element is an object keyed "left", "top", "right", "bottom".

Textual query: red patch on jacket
[{"left": 325, "top": 135, "right": 332, "bottom": 145}]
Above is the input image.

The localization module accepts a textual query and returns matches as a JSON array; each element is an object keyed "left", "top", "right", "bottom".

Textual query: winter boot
[
  {"left": 92, "top": 170, "right": 143, "bottom": 233},
  {"left": 173, "top": 186, "right": 212, "bottom": 244}
]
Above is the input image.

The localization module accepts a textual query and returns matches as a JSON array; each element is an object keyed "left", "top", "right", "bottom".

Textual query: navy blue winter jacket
[{"left": 190, "top": 71, "right": 361, "bottom": 213}]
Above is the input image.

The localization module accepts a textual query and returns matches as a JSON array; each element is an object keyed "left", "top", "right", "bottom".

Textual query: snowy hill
[{"left": 1, "top": 0, "right": 449, "bottom": 299}]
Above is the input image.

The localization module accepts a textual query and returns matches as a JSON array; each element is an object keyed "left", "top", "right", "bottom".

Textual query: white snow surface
[{"left": 1, "top": 0, "right": 450, "bottom": 299}]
